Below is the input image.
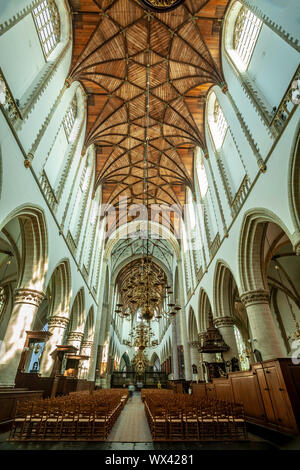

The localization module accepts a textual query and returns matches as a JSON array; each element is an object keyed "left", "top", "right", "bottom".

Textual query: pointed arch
[
  {"left": 0, "top": 205, "right": 48, "bottom": 292},
  {"left": 84, "top": 305, "right": 95, "bottom": 341},
  {"left": 213, "top": 260, "right": 239, "bottom": 318},
  {"left": 239, "top": 209, "right": 293, "bottom": 292},
  {"left": 198, "top": 288, "right": 213, "bottom": 333},
  {"left": 188, "top": 307, "right": 198, "bottom": 342},
  {"left": 69, "top": 287, "right": 85, "bottom": 332}
]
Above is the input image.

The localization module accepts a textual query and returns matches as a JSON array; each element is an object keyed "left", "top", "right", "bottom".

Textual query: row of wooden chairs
[
  {"left": 142, "top": 390, "right": 247, "bottom": 441},
  {"left": 9, "top": 389, "right": 129, "bottom": 441}
]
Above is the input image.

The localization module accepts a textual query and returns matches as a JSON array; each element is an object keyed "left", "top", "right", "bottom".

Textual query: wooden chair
[
  {"left": 92, "top": 405, "right": 109, "bottom": 440},
  {"left": 9, "top": 401, "right": 33, "bottom": 440},
  {"left": 183, "top": 407, "right": 199, "bottom": 441},
  {"left": 167, "top": 408, "right": 184, "bottom": 440},
  {"left": 76, "top": 402, "right": 93, "bottom": 440},
  {"left": 152, "top": 408, "right": 168, "bottom": 441},
  {"left": 60, "top": 403, "right": 77, "bottom": 440}
]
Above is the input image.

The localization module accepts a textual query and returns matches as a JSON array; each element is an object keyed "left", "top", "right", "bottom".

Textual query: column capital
[
  {"left": 240, "top": 289, "right": 270, "bottom": 307},
  {"left": 14, "top": 288, "right": 45, "bottom": 307},
  {"left": 68, "top": 331, "right": 84, "bottom": 342},
  {"left": 213, "top": 316, "right": 235, "bottom": 328},
  {"left": 189, "top": 341, "right": 201, "bottom": 349},
  {"left": 48, "top": 315, "right": 69, "bottom": 329},
  {"left": 81, "top": 340, "right": 93, "bottom": 348}
]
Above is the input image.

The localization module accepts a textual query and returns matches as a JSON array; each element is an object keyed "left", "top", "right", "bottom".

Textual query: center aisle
[{"left": 108, "top": 392, "right": 152, "bottom": 442}]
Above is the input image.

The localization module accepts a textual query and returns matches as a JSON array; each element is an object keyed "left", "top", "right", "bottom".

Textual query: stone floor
[
  {"left": 0, "top": 392, "right": 299, "bottom": 451},
  {"left": 108, "top": 393, "right": 152, "bottom": 442}
]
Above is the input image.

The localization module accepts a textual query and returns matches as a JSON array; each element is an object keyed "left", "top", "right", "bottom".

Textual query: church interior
[{"left": 0, "top": 0, "right": 300, "bottom": 453}]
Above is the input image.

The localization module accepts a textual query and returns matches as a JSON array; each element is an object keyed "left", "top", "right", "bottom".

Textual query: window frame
[
  {"left": 32, "top": 0, "right": 60, "bottom": 60},
  {"left": 63, "top": 97, "right": 77, "bottom": 141},
  {"left": 233, "top": 6, "right": 262, "bottom": 71}
]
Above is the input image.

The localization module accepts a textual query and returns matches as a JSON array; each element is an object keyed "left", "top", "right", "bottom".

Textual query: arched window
[
  {"left": 33, "top": 0, "right": 60, "bottom": 58},
  {"left": 234, "top": 7, "right": 262, "bottom": 70},
  {"left": 195, "top": 152, "right": 208, "bottom": 199},
  {"left": 43, "top": 94, "right": 78, "bottom": 191},
  {"left": 207, "top": 92, "right": 246, "bottom": 200},
  {"left": 195, "top": 148, "right": 218, "bottom": 246},
  {"left": 234, "top": 325, "right": 249, "bottom": 371},
  {"left": 69, "top": 150, "right": 94, "bottom": 245},
  {"left": 208, "top": 95, "right": 228, "bottom": 150},
  {"left": 63, "top": 97, "right": 77, "bottom": 141}
]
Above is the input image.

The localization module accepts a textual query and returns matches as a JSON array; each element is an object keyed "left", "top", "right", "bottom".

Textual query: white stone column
[
  {"left": 0, "top": 288, "right": 44, "bottom": 387},
  {"left": 171, "top": 317, "right": 179, "bottom": 380},
  {"left": 197, "top": 333, "right": 206, "bottom": 381},
  {"left": 67, "top": 331, "right": 84, "bottom": 353},
  {"left": 177, "top": 259, "right": 192, "bottom": 380},
  {"left": 179, "top": 308, "right": 192, "bottom": 380},
  {"left": 39, "top": 315, "right": 69, "bottom": 376},
  {"left": 78, "top": 340, "right": 93, "bottom": 380},
  {"left": 241, "top": 290, "right": 283, "bottom": 360},
  {"left": 213, "top": 316, "right": 239, "bottom": 361},
  {"left": 190, "top": 343, "right": 201, "bottom": 381}
]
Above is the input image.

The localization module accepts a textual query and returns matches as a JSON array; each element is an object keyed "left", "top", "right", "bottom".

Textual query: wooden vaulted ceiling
[{"left": 68, "top": 0, "right": 229, "bottom": 230}]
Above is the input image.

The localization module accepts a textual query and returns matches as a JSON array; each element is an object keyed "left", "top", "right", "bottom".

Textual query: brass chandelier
[
  {"left": 124, "top": 321, "right": 158, "bottom": 349},
  {"left": 126, "top": 321, "right": 157, "bottom": 375}
]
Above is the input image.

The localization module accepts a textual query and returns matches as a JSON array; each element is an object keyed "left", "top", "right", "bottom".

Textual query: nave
[{"left": 0, "top": 0, "right": 300, "bottom": 455}]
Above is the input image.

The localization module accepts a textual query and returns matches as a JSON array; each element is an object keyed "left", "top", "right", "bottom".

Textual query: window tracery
[
  {"left": 208, "top": 97, "right": 228, "bottom": 150},
  {"left": 63, "top": 97, "right": 77, "bottom": 141},
  {"left": 234, "top": 7, "right": 262, "bottom": 69},
  {"left": 234, "top": 325, "right": 250, "bottom": 371},
  {"left": 33, "top": 0, "right": 60, "bottom": 58},
  {"left": 196, "top": 155, "right": 208, "bottom": 199}
]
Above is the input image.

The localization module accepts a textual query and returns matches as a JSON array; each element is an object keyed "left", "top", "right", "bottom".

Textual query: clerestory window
[
  {"left": 63, "top": 97, "right": 77, "bottom": 140},
  {"left": 234, "top": 7, "right": 262, "bottom": 69},
  {"left": 33, "top": 0, "right": 60, "bottom": 58}
]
